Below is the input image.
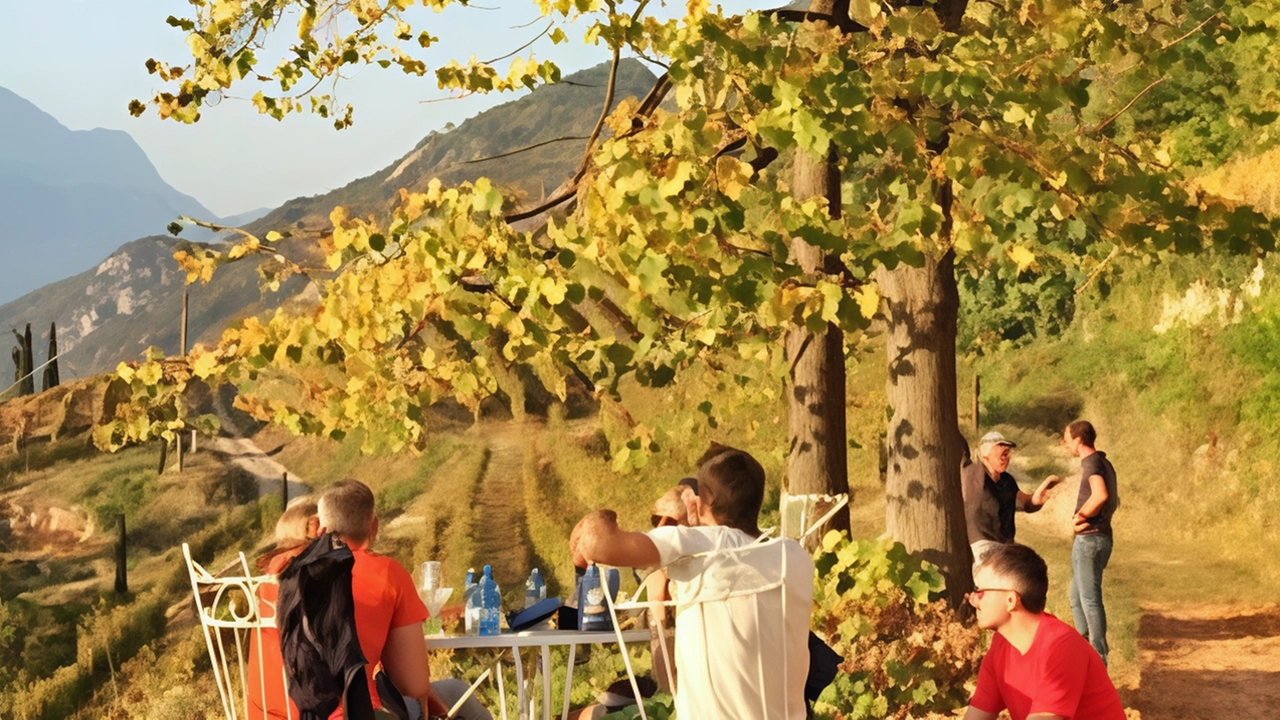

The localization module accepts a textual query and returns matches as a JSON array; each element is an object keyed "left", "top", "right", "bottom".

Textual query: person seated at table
[
  {"left": 644, "top": 481, "right": 692, "bottom": 693},
  {"left": 249, "top": 479, "right": 491, "bottom": 720},
  {"left": 256, "top": 496, "right": 320, "bottom": 573},
  {"left": 572, "top": 444, "right": 814, "bottom": 720}
]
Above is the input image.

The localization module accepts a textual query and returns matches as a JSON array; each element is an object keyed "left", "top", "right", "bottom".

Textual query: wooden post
[
  {"left": 176, "top": 431, "right": 184, "bottom": 473},
  {"left": 282, "top": 471, "right": 289, "bottom": 507},
  {"left": 114, "top": 514, "right": 128, "bottom": 594},
  {"left": 971, "top": 374, "right": 981, "bottom": 435},
  {"left": 180, "top": 289, "right": 189, "bottom": 358},
  {"left": 190, "top": 429, "right": 197, "bottom": 454},
  {"left": 157, "top": 439, "right": 168, "bottom": 475}
]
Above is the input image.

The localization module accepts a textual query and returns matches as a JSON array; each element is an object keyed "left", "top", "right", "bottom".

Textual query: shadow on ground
[{"left": 1126, "top": 605, "right": 1280, "bottom": 720}]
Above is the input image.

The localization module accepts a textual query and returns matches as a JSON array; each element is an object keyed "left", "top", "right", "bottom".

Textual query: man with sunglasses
[{"left": 964, "top": 544, "right": 1124, "bottom": 720}]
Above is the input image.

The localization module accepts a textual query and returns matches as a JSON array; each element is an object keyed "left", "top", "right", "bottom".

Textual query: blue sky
[{"left": 0, "top": 0, "right": 730, "bottom": 218}]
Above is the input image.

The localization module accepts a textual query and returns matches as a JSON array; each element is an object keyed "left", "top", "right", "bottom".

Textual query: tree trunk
[
  {"left": 42, "top": 322, "right": 60, "bottom": 391},
  {"left": 16, "top": 324, "right": 35, "bottom": 396},
  {"left": 876, "top": 248, "right": 973, "bottom": 604},
  {"left": 785, "top": 0, "right": 853, "bottom": 547}
]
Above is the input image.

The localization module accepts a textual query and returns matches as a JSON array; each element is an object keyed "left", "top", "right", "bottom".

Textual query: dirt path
[
  {"left": 1128, "top": 604, "right": 1280, "bottom": 719},
  {"left": 209, "top": 384, "right": 310, "bottom": 500},
  {"left": 468, "top": 422, "right": 533, "bottom": 593}
]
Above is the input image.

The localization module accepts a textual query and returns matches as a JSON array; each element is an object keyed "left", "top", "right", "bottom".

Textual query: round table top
[{"left": 425, "top": 628, "right": 649, "bottom": 649}]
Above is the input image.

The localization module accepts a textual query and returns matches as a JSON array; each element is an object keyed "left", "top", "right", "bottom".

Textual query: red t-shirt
[
  {"left": 248, "top": 546, "right": 428, "bottom": 719},
  {"left": 970, "top": 613, "right": 1125, "bottom": 720}
]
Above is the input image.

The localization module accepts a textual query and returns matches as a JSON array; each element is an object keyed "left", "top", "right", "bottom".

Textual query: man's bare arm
[
  {"left": 1076, "top": 474, "right": 1108, "bottom": 518},
  {"left": 1027, "top": 714, "right": 1067, "bottom": 719},
  {"left": 1019, "top": 474, "right": 1061, "bottom": 512},
  {"left": 382, "top": 623, "right": 433, "bottom": 700},
  {"left": 962, "top": 707, "right": 999, "bottom": 720},
  {"left": 573, "top": 510, "right": 662, "bottom": 569}
]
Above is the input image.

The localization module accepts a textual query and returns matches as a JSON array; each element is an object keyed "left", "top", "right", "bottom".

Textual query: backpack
[{"left": 276, "top": 533, "right": 376, "bottom": 720}]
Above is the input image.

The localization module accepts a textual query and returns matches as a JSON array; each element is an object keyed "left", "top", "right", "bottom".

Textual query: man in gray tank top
[{"left": 1062, "top": 420, "right": 1119, "bottom": 665}]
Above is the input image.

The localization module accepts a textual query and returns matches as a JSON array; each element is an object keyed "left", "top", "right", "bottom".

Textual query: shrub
[{"left": 810, "top": 532, "right": 984, "bottom": 720}]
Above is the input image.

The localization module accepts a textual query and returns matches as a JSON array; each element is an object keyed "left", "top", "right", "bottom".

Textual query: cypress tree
[
  {"left": 42, "top": 322, "right": 60, "bottom": 391},
  {"left": 20, "top": 324, "right": 34, "bottom": 396}
]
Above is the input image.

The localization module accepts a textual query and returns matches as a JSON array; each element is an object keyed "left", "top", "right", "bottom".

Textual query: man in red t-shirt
[{"left": 964, "top": 544, "right": 1125, "bottom": 720}]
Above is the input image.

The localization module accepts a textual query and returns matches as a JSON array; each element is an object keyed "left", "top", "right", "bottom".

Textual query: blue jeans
[{"left": 1069, "top": 533, "right": 1113, "bottom": 664}]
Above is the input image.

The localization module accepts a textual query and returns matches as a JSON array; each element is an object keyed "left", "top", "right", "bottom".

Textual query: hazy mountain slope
[
  {"left": 0, "top": 60, "right": 657, "bottom": 379},
  {"left": 245, "top": 59, "right": 657, "bottom": 235},
  {"left": 0, "top": 236, "right": 310, "bottom": 383},
  {"left": 0, "top": 86, "right": 219, "bottom": 304}
]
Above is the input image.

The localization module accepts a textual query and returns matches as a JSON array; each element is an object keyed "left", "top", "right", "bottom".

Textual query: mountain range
[
  {"left": 0, "top": 86, "right": 273, "bottom": 306},
  {"left": 0, "top": 60, "right": 658, "bottom": 385}
]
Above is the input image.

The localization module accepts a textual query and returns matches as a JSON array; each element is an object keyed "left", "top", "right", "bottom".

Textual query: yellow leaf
[
  {"left": 855, "top": 284, "right": 880, "bottom": 320},
  {"left": 820, "top": 283, "right": 843, "bottom": 323},
  {"left": 190, "top": 351, "right": 220, "bottom": 379},
  {"left": 136, "top": 362, "right": 163, "bottom": 386},
  {"left": 715, "top": 156, "right": 752, "bottom": 201},
  {"left": 1008, "top": 244, "right": 1037, "bottom": 272},
  {"left": 541, "top": 277, "right": 567, "bottom": 306}
]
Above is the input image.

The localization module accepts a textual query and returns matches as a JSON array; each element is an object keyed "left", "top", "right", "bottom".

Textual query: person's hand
[
  {"left": 1073, "top": 512, "right": 1091, "bottom": 534},
  {"left": 437, "top": 604, "right": 465, "bottom": 622},
  {"left": 681, "top": 486, "right": 702, "bottom": 527},
  {"left": 570, "top": 509, "right": 618, "bottom": 568},
  {"left": 1044, "top": 474, "right": 1062, "bottom": 488},
  {"left": 425, "top": 689, "right": 451, "bottom": 718}
]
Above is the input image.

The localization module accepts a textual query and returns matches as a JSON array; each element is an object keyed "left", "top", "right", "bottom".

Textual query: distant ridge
[{"left": 0, "top": 60, "right": 658, "bottom": 379}]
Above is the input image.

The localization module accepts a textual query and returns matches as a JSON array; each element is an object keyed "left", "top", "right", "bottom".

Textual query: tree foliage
[{"left": 101, "top": 0, "right": 1280, "bottom": 467}]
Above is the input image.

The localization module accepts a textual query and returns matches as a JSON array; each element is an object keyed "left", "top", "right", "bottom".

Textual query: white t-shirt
[{"left": 647, "top": 525, "right": 813, "bottom": 720}]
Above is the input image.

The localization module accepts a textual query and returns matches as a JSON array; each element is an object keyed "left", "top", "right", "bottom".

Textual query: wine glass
[{"left": 417, "top": 562, "right": 450, "bottom": 635}]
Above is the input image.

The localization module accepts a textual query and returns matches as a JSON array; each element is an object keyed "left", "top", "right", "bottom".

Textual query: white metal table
[{"left": 426, "top": 629, "right": 649, "bottom": 720}]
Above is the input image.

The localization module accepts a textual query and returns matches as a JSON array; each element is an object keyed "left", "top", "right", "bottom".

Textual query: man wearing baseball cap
[{"left": 962, "top": 431, "right": 1061, "bottom": 565}]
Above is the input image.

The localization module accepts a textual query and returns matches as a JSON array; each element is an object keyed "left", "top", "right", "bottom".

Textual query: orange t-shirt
[{"left": 248, "top": 547, "right": 428, "bottom": 719}]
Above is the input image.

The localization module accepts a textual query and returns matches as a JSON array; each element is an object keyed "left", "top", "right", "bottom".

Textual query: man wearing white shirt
[{"left": 572, "top": 444, "right": 813, "bottom": 720}]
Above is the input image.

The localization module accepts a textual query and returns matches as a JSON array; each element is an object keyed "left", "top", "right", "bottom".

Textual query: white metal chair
[
  {"left": 183, "top": 542, "right": 293, "bottom": 720},
  {"left": 779, "top": 492, "right": 850, "bottom": 544},
  {"left": 606, "top": 531, "right": 815, "bottom": 720}
]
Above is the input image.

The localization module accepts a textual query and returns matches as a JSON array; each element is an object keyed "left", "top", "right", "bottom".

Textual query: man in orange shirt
[{"left": 250, "top": 479, "right": 489, "bottom": 720}]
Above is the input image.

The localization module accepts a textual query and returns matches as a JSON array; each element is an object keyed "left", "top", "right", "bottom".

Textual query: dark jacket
[{"left": 276, "top": 533, "right": 375, "bottom": 720}]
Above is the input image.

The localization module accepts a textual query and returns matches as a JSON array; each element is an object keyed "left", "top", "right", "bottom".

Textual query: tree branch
[
  {"left": 503, "top": 188, "right": 577, "bottom": 223},
  {"left": 501, "top": 70, "right": 671, "bottom": 224},
  {"left": 462, "top": 135, "right": 591, "bottom": 165},
  {"left": 1091, "top": 77, "right": 1166, "bottom": 134},
  {"left": 766, "top": 8, "right": 868, "bottom": 33},
  {"left": 480, "top": 22, "right": 553, "bottom": 65},
  {"left": 572, "top": 47, "right": 622, "bottom": 185},
  {"left": 1075, "top": 245, "right": 1121, "bottom": 295},
  {"left": 1161, "top": 11, "right": 1221, "bottom": 51}
]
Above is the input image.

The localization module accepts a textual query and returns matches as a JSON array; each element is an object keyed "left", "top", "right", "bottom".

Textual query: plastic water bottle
[
  {"left": 479, "top": 565, "right": 502, "bottom": 636},
  {"left": 579, "top": 564, "right": 609, "bottom": 632},
  {"left": 524, "top": 568, "right": 546, "bottom": 610},
  {"left": 464, "top": 568, "right": 480, "bottom": 636}
]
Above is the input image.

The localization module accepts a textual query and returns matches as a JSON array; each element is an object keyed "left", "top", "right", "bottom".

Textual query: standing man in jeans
[{"left": 1063, "top": 420, "right": 1119, "bottom": 664}]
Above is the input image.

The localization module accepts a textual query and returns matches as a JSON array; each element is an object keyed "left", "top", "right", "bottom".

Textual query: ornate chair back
[{"left": 183, "top": 542, "right": 294, "bottom": 720}]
